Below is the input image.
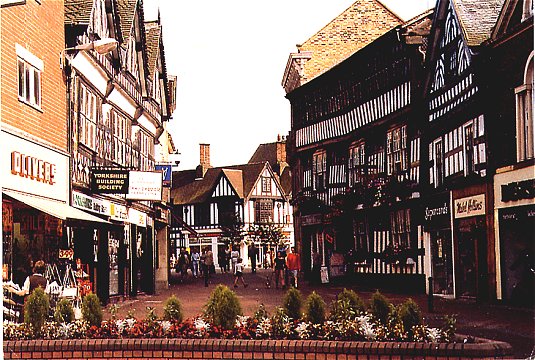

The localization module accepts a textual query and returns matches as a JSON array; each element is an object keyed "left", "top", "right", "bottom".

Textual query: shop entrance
[
  {"left": 455, "top": 217, "right": 486, "bottom": 299},
  {"left": 430, "top": 229, "right": 454, "bottom": 295}
]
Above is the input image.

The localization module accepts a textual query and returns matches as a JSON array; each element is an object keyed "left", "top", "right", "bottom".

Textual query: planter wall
[{"left": 3, "top": 337, "right": 512, "bottom": 359}]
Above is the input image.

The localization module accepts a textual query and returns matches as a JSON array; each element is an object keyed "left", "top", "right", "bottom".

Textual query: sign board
[
  {"left": 155, "top": 164, "right": 172, "bottom": 187},
  {"left": 90, "top": 168, "right": 129, "bottom": 194},
  {"left": 454, "top": 194, "right": 486, "bottom": 219},
  {"left": 126, "top": 171, "right": 162, "bottom": 201},
  {"left": 320, "top": 266, "right": 329, "bottom": 284}
]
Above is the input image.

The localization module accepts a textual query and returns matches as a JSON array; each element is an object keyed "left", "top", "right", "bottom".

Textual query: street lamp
[{"left": 60, "top": 37, "right": 118, "bottom": 68}]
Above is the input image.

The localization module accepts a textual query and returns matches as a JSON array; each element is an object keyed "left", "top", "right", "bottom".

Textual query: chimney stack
[{"left": 200, "top": 143, "right": 211, "bottom": 168}]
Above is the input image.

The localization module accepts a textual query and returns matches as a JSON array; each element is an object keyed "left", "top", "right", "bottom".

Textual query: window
[
  {"left": 135, "top": 128, "right": 154, "bottom": 171},
  {"left": 430, "top": 139, "right": 444, "bottom": 188},
  {"left": 255, "top": 199, "right": 273, "bottom": 223},
  {"left": 312, "top": 150, "right": 327, "bottom": 191},
  {"left": 463, "top": 123, "right": 474, "bottom": 175},
  {"left": 386, "top": 126, "right": 407, "bottom": 175},
  {"left": 17, "top": 49, "right": 42, "bottom": 109},
  {"left": 516, "top": 53, "right": 534, "bottom": 161},
  {"left": 348, "top": 142, "right": 366, "bottom": 186},
  {"left": 261, "top": 177, "right": 271, "bottom": 193},
  {"left": 79, "top": 83, "right": 99, "bottom": 150},
  {"left": 390, "top": 209, "right": 411, "bottom": 248},
  {"left": 110, "top": 109, "right": 130, "bottom": 166}
]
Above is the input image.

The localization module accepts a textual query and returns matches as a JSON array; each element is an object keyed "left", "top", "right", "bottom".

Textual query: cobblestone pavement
[{"left": 104, "top": 269, "right": 534, "bottom": 359}]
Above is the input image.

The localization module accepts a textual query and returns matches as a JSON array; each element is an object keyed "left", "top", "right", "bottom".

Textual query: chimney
[
  {"left": 199, "top": 143, "right": 211, "bottom": 168},
  {"left": 196, "top": 143, "right": 212, "bottom": 178}
]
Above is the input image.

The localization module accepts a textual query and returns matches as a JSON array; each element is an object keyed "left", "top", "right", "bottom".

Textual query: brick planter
[{"left": 3, "top": 336, "right": 512, "bottom": 359}]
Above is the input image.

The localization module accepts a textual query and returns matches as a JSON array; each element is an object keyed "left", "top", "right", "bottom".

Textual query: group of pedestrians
[
  {"left": 271, "top": 246, "right": 301, "bottom": 289},
  {"left": 173, "top": 247, "right": 214, "bottom": 287}
]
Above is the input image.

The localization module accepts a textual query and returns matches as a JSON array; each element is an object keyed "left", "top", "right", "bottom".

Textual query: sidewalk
[{"left": 104, "top": 269, "right": 534, "bottom": 359}]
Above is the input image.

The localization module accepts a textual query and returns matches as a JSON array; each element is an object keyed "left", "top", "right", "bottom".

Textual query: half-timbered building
[
  {"left": 283, "top": 2, "right": 432, "bottom": 290},
  {"left": 64, "top": 0, "right": 176, "bottom": 303},
  {"left": 421, "top": 0, "right": 506, "bottom": 301},
  {"left": 171, "top": 144, "right": 294, "bottom": 268},
  {"left": 481, "top": 0, "right": 533, "bottom": 306}
]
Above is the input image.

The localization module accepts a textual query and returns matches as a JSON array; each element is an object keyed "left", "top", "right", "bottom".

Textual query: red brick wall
[
  {"left": 1, "top": 0, "right": 67, "bottom": 153},
  {"left": 3, "top": 338, "right": 512, "bottom": 360}
]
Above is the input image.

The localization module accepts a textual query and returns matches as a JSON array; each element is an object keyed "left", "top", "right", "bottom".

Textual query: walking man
[{"left": 286, "top": 247, "right": 301, "bottom": 288}]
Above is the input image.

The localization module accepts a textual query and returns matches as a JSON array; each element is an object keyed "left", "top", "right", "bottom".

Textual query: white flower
[
  {"left": 255, "top": 317, "right": 272, "bottom": 338},
  {"left": 426, "top": 327, "right": 441, "bottom": 342},
  {"left": 125, "top": 318, "right": 136, "bottom": 329},
  {"left": 159, "top": 320, "right": 172, "bottom": 333},
  {"left": 295, "top": 322, "right": 311, "bottom": 339},
  {"left": 235, "top": 315, "right": 249, "bottom": 328}
]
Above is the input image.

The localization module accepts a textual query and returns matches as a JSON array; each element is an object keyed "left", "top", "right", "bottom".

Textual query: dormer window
[{"left": 516, "top": 52, "right": 534, "bottom": 161}]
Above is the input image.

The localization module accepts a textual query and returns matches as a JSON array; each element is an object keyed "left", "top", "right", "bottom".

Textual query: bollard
[{"left": 428, "top": 276, "right": 434, "bottom": 313}]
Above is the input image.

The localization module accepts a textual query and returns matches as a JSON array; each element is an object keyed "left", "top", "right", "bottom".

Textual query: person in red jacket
[{"left": 286, "top": 247, "right": 301, "bottom": 288}]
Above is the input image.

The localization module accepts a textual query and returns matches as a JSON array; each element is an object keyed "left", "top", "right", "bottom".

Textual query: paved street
[{"left": 104, "top": 269, "right": 535, "bottom": 359}]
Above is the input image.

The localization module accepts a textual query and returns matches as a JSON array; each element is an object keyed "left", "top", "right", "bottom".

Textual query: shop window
[
  {"left": 386, "top": 126, "right": 407, "bottom": 175},
  {"left": 111, "top": 109, "right": 130, "bottom": 166},
  {"left": 348, "top": 141, "right": 366, "bottom": 185},
  {"left": 516, "top": 53, "right": 534, "bottom": 161},
  {"left": 16, "top": 45, "right": 42, "bottom": 110}
]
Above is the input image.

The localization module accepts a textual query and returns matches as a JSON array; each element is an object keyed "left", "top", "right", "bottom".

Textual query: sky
[{"left": 143, "top": 1, "right": 435, "bottom": 170}]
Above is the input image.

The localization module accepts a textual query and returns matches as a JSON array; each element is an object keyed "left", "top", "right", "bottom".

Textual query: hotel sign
[{"left": 454, "top": 194, "right": 485, "bottom": 219}]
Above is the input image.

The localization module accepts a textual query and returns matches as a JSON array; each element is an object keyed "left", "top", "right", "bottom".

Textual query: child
[{"left": 233, "top": 258, "right": 248, "bottom": 288}]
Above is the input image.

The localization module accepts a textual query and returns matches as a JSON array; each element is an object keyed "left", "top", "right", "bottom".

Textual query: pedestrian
[
  {"left": 218, "top": 250, "right": 226, "bottom": 273},
  {"left": 248, "top": 244, "right": 257, "bottom": 273},
  {"left": 274, "top": 251, "right": 286, "bottom": 289},
  {"left": 286, "top": 246, "right": 301, "bottom": 288},
  {"left": 224, "top": 247, "right": 231, "bottom": 273},
  {"left": 204, "top": 247, "right": 214, "bottom": 287},
  {"left": 230, "top": 246, "right": 239, "bottom": 274},
  {"left": 191, "top": 248, "right": 200, "bottom": 278},
  {"left": 233, "top": 258, "right": 248, "bottom": 288},
  {"left": 5, "top": 260, "right": 49, "bottom": 298},
  {"left": 311, "top": 251, "right": 322, "bottom": 285}
]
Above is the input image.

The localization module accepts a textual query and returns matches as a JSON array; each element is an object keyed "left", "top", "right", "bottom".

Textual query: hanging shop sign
[
  {"left": 454, "top": 194, "right": 485, "bottom": 219},
  {"left": 90, "top": 168, "right": 129, "bottom": 194},
  {"left": 155, "top": 164, "right": 172, "bottom": 187},
  {"left": 126, "top": 171, "right": 162, "bottom": 201}
]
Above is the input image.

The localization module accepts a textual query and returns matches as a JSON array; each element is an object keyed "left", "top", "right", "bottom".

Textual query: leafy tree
[
  {"left": 220, "top": 212, "right": 247, "bottom": 247},
  {"left": 249, "top": 222, "right": 288, "bottom": 248}
]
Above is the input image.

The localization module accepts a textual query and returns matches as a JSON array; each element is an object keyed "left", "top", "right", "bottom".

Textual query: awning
[{"left": 3, "top": 189, "right": 109, "bottom": 224}]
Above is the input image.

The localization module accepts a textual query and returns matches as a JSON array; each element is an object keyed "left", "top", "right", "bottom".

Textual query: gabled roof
[
  {"left": 144, "top": 21, "right": 161, "bottom": 78},
  {"left": 452, "top": 0, "right": 505, "bottom": 46},
  {"left": 297, "top": 0, "right": 403, "bottom": 83},
  {"left": 65, "top": 0, "right": 93, "bottom": 25},
  {"left": 116, "top": 0, "right": 137, "bottom": 42},
  {"left": 171, "top": 162, "right": 269, "bottom": 205}
]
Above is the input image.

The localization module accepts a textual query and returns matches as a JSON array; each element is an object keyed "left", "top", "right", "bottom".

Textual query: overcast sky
[{"left": 143, "top": 1, "right": 435, "bottom": 170}]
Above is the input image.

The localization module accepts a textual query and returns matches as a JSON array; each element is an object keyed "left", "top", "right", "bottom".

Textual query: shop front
[
  {"left": 494, "top": 166, "right": 535, "bottom": 307},
  {"left": 422, "top": 192, "right": 454, "bottom": 297},
  {"left": 1, "top": 130, "right": 108, "bottom": 315},
  {"left": 452, "top": 188, "right": 490, "bottom": 300}
]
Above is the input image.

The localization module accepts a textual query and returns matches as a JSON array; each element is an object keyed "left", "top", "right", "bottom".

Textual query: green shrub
[
  {"left": 81, "top": 293, "right": 103, "bottom": 327},
  {"left": 54, "top": 298, "right": 74, "bottom": 323},
  {"left": 24, "top": 287, "right": 50, "bottom": 337},
  {"left": 368, "top": 290, "right": 390, "bottom": 325},
  {"left": 330, "top": 298, "right": 356, "bottom": 321},
  {"left": 270, "top": 307, "right": 290, "bottom": 339},
  {"left": 304, "top": 291, "right": 326, "bottom": 324},
  {"left": 386, "top": 303, "right": 404, "bottom": 340},
  {"left": 203, "top": 284, "right": 242, "bottom": 330},
  {"left": 253, "top": 303, "right": 269, "bottom": 321},
  {"left": 399, "top": 298, "right": 422, "bottom": 336},
  {"left": 163, "top": 295, "right": 183, "bottom": 322},
  {"left": 441, "top": 315, "right": 457, "bottom": 342},
  {"left": 282, "top": 287, "right": 303, "bottom": 320},
  {"left": 337, "top": 288, "right": 366, "bottom": 314}
]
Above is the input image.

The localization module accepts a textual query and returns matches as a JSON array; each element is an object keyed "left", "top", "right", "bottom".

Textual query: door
[{"left": 430, "top": 229, "right": 454, "bottom": 295}]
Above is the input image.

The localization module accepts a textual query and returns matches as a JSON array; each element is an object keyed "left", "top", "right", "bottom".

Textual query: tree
[
  {"left": 249, "top": 222, "right": 288, "bottom": 248},
  {"left": 219, "top": 212, "right": 247, "bottom": 247}
]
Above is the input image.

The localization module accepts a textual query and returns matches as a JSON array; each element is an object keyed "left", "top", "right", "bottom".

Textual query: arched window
[{"left": 515, "top": 52, "right": 534, "bottom": 161}]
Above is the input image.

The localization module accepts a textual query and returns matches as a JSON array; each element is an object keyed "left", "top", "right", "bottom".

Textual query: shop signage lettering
[
  {"left": 501, "top": 179, "right": 535, "bottom": 202},
  {"left": 424, "top": 203, "right": 449, "bottom": 221},
  {"left": 301, "top": 214, "right": 323, "bottom": 226},
  {"left": 11, "top": 151, "right": 56, "bottom": 185},
  {"left": 72, "top": 191, "right": 110, "bottom": 216},
  {"left": 91, "top": 168, "right": 129, "bottom": 194},
  {"left": 454, "top": 194, "right": 485, "bottom": 219},
  {"left": 126, "top": 171, "right": 162, "bottom": 201}
]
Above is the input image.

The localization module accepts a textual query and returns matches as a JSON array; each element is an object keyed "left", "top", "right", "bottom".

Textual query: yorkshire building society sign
[
  {"left": 91, "top": 168, "right": 129, "bottom": 194},
  {"left": 454, "top": 194, "right": 486, "bottom": 219}
]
